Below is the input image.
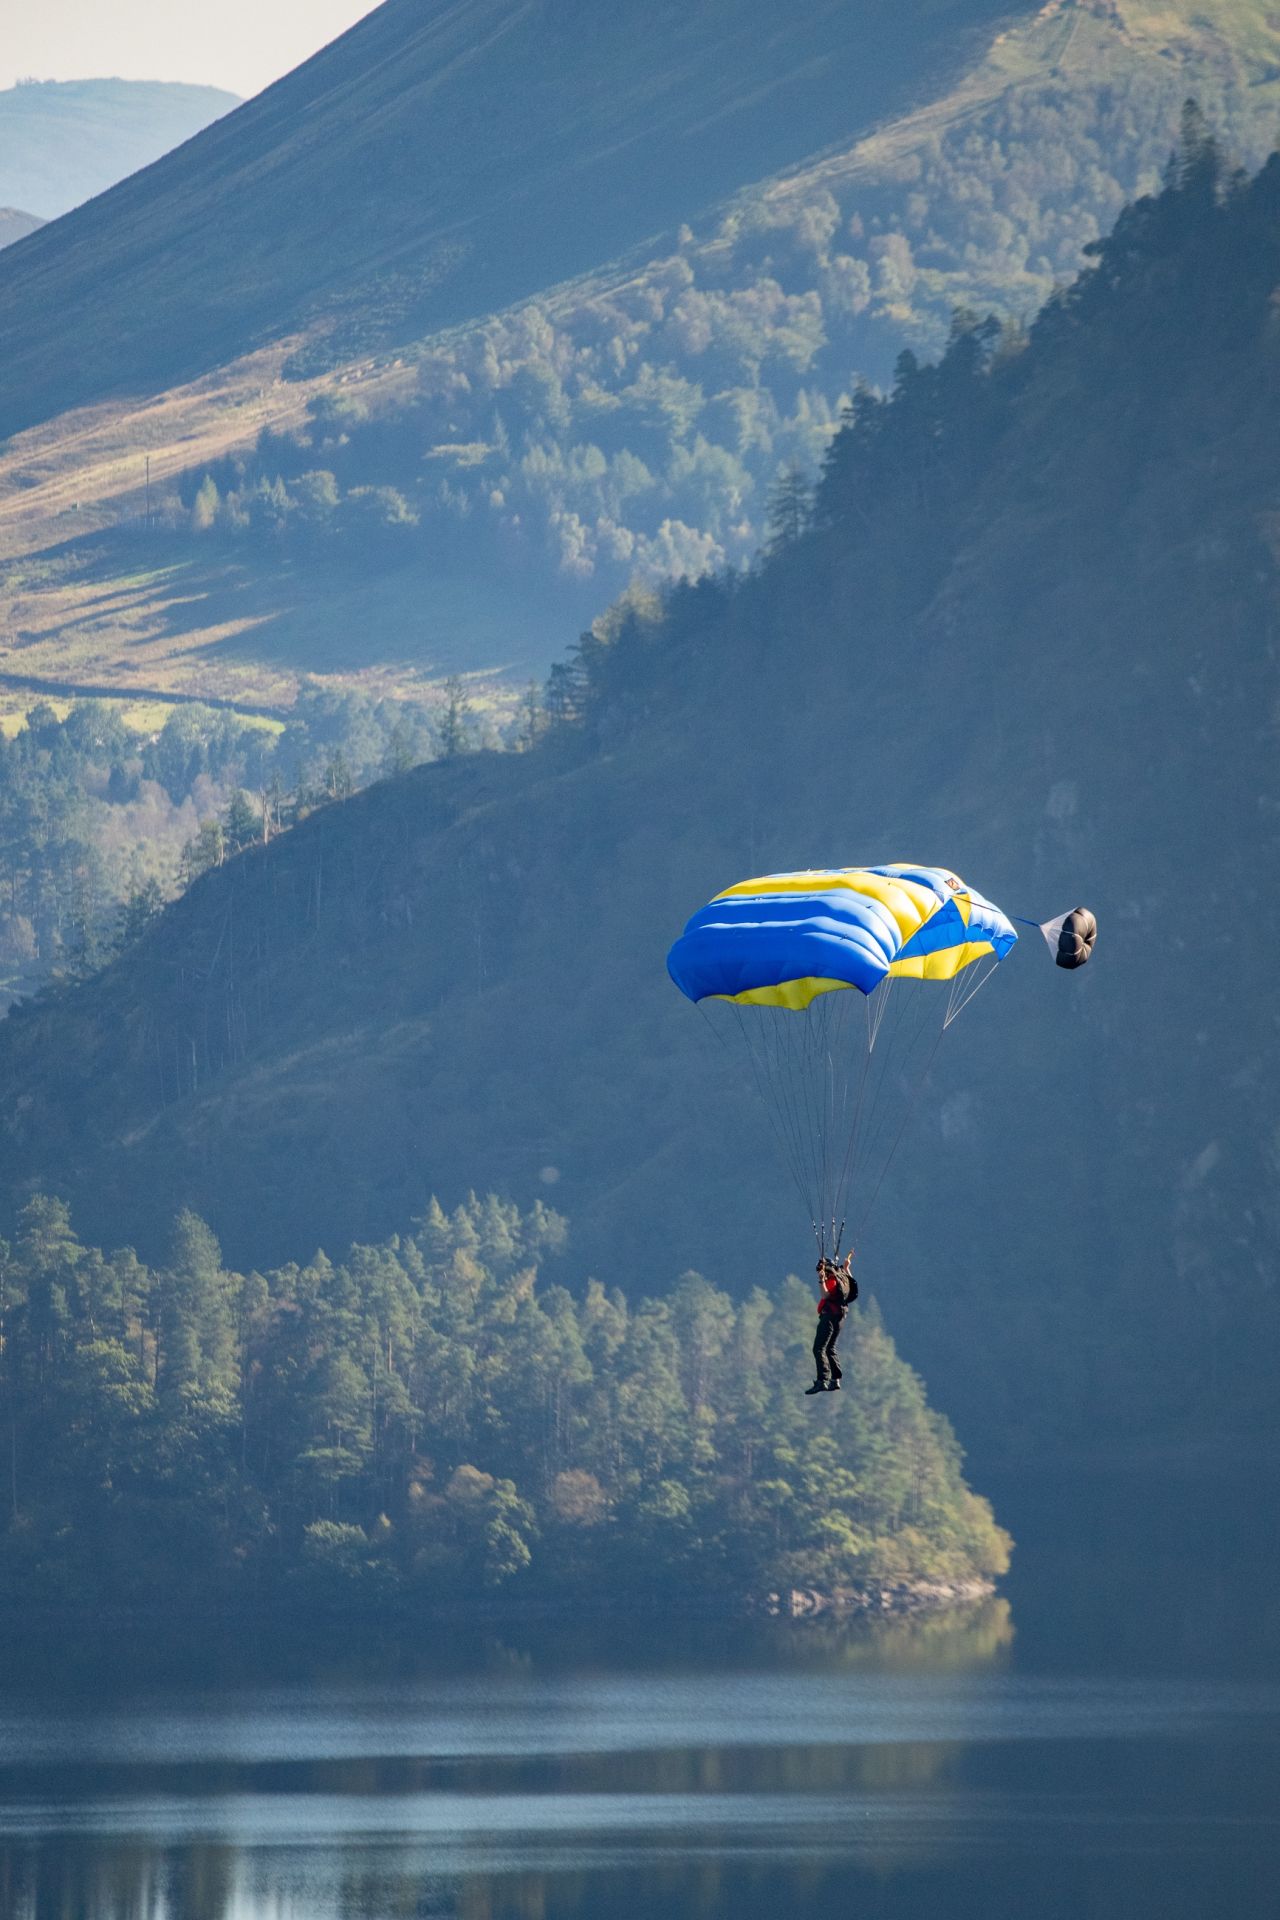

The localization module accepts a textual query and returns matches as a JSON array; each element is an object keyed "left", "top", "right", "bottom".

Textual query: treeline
[
  {"left": 0, "top": 1193, "right": 1008, "bottom": 1618},
  {"left": 172, "top": 78, "right": 1274, "bottom": 598},
  {"left": 0, "top": 682, "right": 491, "bottom": 1004}
]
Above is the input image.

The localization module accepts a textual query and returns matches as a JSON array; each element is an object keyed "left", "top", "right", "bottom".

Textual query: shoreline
[
  {"left": 758, "top": 1577, "right": 997, "bottom": 1617},
  {"left": 0, "top": 1577, "right": 1000, "bottom": 1643}
]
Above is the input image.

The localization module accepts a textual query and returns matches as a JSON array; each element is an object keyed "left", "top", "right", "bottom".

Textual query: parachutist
[{"left": 808, "top": 1254, "right": 856, "bottom": 1394}]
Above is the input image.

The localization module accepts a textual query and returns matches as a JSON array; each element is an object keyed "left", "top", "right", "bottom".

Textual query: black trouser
[{"left": 813, "top": 1313, "right": 843, "bottom": 1385}]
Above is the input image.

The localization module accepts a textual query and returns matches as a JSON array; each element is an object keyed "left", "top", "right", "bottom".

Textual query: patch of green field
[{"left": 0, "top": 688, "right": 284, "bottom": 738}]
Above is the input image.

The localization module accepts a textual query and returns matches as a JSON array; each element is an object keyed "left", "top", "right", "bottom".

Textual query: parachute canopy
[{"left": 667, "top": 864, "right": 1018, "bottom": 1009}]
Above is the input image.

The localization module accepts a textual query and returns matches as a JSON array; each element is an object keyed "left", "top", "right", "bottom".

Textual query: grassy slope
[
  {"left": 1, "top": 151, "right": 1275, "bottom": 1462},
  {"left": 0, "top": 343, "right": 554, "bottom": 715}
]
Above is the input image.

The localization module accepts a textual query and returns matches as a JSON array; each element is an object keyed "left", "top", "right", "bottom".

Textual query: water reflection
[{"left": 0, "top": 1596, "right": 1277, "bottom": 1920}]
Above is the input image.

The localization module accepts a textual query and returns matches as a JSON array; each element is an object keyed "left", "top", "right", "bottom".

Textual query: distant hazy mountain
[
  {"left": 0, "top": 78, "right": 239, "bottom": 220},
  {"left": 0, "top": 206, "right": 42, "bottom": 250},
  {"left": 0, "top": 0, "right": 1034, "bottom": 438}
]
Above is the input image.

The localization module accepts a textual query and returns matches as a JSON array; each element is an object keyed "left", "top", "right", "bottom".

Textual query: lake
[{"left": 1, "top": 1462, "right": 1276, "bottom": 1919}]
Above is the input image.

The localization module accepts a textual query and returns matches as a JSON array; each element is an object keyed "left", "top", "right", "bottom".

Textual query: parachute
[
  {"left": 667, "top": 864, "right": 1018, "bottom": 1254},
  {"left": 1040, "top": 906, "right": 1098, "bottom": 970}
]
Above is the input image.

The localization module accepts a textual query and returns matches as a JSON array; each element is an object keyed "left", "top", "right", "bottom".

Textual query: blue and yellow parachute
[
  {"left": 667, "top": 864, "right": 1017, "bottom": 1009},
  {"left": 668, "top": 865, "right": 1018, "bottom": 1250}
]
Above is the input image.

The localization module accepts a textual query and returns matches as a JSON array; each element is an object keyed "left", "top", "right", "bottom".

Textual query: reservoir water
[{"left": 1, "top": 1463, "right": 1276, "bottom": 1918}]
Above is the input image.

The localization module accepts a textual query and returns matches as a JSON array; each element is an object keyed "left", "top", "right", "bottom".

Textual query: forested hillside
[
  {"left": 0, "top": 686, "right": 455, "bottom": 1006},
  {"left": 0, "top": 1193, "right": 1008, "bottom": 1615},
  {"left": 0, "top": 133, "right": 1275, "bottom": 1461}
]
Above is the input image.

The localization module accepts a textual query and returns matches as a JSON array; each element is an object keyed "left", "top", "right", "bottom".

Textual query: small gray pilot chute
[{"left": 1038, "top": 907, "right": 1097, "bottom": 970}]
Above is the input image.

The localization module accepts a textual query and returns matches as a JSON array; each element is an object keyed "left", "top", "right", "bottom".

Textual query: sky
[{"left": 0, "top": 1, "right": 384, "bottom": 100}]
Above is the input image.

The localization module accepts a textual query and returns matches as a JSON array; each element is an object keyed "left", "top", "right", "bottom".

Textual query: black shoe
[
  {"left": 804, "top": 1381, "right": 826, "bottom": 1396},
  {"left": 826, "top": 1378, "right": 841, "bottom": 1390}
]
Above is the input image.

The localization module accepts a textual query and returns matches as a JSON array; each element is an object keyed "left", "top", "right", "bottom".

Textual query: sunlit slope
[
  {"left": 0, "top": 0, "right": 1029, "bottom": 441},
  {"left": 1, "top": 150, "right": 1276, "bottom": 1456}
]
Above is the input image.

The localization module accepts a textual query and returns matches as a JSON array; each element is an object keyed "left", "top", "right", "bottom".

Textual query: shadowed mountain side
[
  {"left": 1, "top": 149, "right": 1276, "bottom": 1459},
  {"left": 0, "top": 0, "right": 1034, "bottom": 439}
]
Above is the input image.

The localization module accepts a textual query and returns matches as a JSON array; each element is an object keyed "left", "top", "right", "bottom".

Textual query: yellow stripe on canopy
[
  {"left": 888, "top": 939, "right": 994, "bottom": 981},
  {"left": 712, "top": 976, "right": 857, "bottom": 1011},
  {"left": 713, "top": 869, "right": 942, "bottom": 944}
]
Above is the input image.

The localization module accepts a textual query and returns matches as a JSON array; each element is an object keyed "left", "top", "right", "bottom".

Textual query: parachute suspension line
[
  {"left": 867, "top": 970, "right": 896, "bottom": 1050},
  {"left": 820, "top": 995, "right": 840, "bottom": 1255},
  {"left": 847, "top": 979, "right": 941, "bottom": 1237},
  {"left": 828, "top": 978, "right": 930, "bottom": 1251},
  {"left": 847, "top": 981, "right": 927, "bottom": 1220},
  {"left": 851, "top": 955, "right": 1004, "bottom": 1236},
  {"left": 727, "top": 1001, "right": 817, "bottom": 1238},
  {"left": 694, "top": 999, "right": 728, "bottom": 1054},
  {"left": 730, "top": 988, "right": 869, "bottom": 1259},
  {"left": 799, "top": 1002, "right": 833, "bottom": 1251},
  {"left": 740, "top": 1006, "right": 802, "bottom": 1213},
  {"left": 852, "top": 1008, "right": 949, "bottom": 1239},
  {"left": 807, "top": 989, "right": 862, "bottom": 1258},
  {"left": 810, "top": 1005, "right": 834, "bottom": 1241},
  {"left": 707, "top": 952, "right": 1008, "bottom": 1252},
  {"left": 763, "top": 1009, "right": 811, "bottom": 1221},
  {"left": 766, "top": 1015, "right": 819, "bottom": 1234},
  {"left": 943, "top": 952, "right": 1002, "bottom": 1027},
  {"left": 829, "top": 983, "right": 885, "bottom": 1245},
  {"left": 832, "top": 997, "right": 854, "bottom": 1251}
]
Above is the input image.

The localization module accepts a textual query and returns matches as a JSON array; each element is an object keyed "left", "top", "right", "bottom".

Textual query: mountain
[
  {"left": 1, "top": 137, "right": 1275, "bottom": 1464},
  {"left": 0, "top": 79, "right": 239, "bottom": 220},
  {"left": 0, "top": 207, "right": 42, "bottom": 251},
  {"left": 0, "top": 0, "right": 1031, "bottom": 442},
  {"left": 0, "top": 0, "right": 1276, "bottom": 723}
]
